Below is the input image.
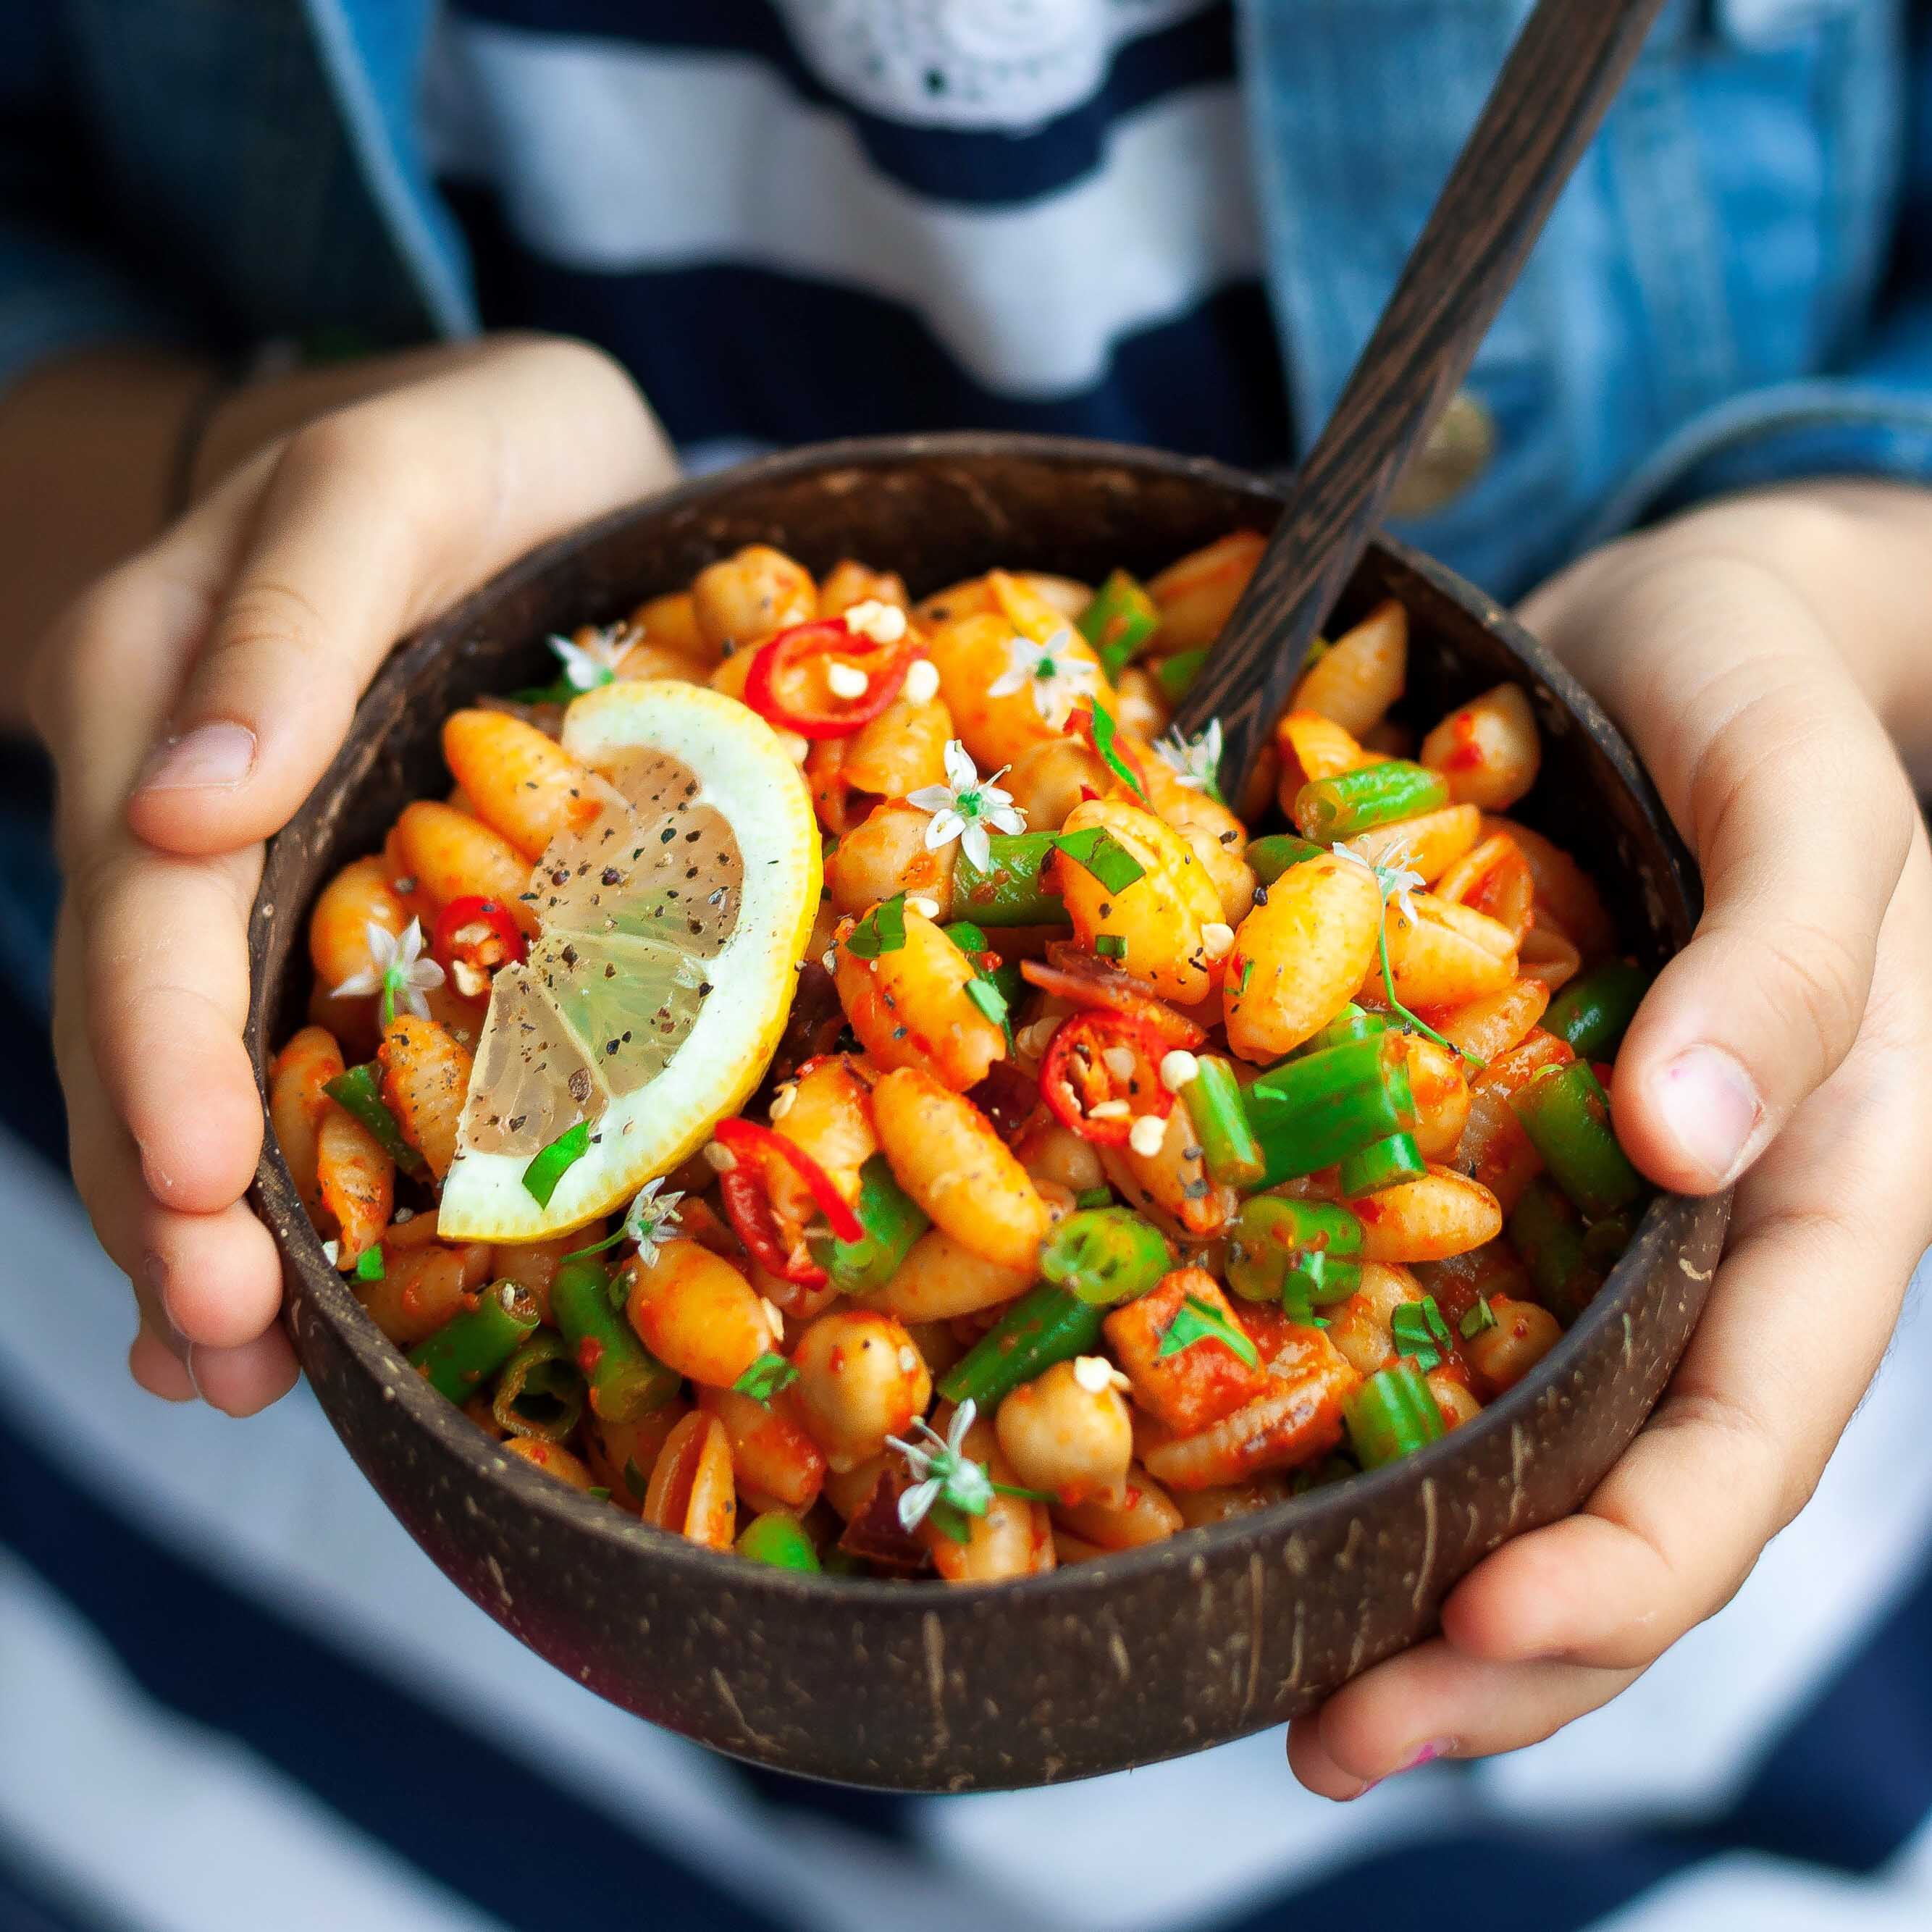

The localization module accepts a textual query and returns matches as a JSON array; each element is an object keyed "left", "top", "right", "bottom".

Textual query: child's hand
[
  {"left": 1290, "top": 484, "right": 1932, "bottom": 1794},
  {"left": 30, "top": 334, "right": 678, "bottom": 1414}
]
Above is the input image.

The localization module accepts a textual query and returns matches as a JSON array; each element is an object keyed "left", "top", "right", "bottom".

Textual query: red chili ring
[{"left": 742, "top": 618, "right": 916, "bottom": 740}]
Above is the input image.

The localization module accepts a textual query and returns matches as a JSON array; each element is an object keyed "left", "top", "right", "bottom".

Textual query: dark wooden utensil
[{"left": 1178, "top": 0, "right": 1670, "bottom": 781}]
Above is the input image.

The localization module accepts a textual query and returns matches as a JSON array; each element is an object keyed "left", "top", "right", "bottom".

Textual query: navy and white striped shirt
[{"left": 6, "top": 8, "right": 1932, "bottom": 1932}]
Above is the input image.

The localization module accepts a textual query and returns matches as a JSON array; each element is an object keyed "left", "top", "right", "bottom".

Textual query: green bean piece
[
  {"left": 1545, "top": 959, "right": 1651, "bottom": 1060},
  {"left": 490, "top": 1331, "right": 587, "bottom": 1442},
  {"left": 1038, "top": 1207, "right": 1172, "bottom": 1307},
  {"left": 736, "top": 1513, "right": 823, "bottom": 1572},
  {"left": 938, "top": 1284, "right": 1107, "bottom": 1411},
  {"left": 1283, "top": 1251, "right": 1363, "bottom": 1316},
  {"left": 1338, "top": 1130, "right": 1427, "bottom": 1198},
  {"left": 1511, "top": 1062, "right": 1643, "bottom": 1219},
  {"left": 408, "top": 1280, "right": 539, "bottom": 1403},
  {"left": 1293, "top": 760, "right": 1450, "bottom": 842},
  {"left": 1345, "top": 1361, "right": 1448, "bottom": 1469},
  {"left": 551, "top": 1258, "right": 681, "bottom": 1422},
  {"left": 1245, "top": 833, "right": 1328, "bottom": 886},
  {"left": 1225, "top": 1196, "right": 1364, "bottom": 1305},
  {"left": 1154, "top": 645, "right": 1209, "bottom": 700},
  {"left": 1507, "top": 1176, "right": 1603, "bottom": 1323},
  {"left": 1293, "top": 1002, "right": 1389, "bottom": 1059},
  {"left": 322, "top": 1062, "right": 428, "bottom": 1179},
  {"left": 1183, "top": 1055, "right": 1266, "bottom": 1189},
  {"left": 1077, "top": 568, "right": 1161, "bottom": 679},
  {"left": 813, "top": 1155, "right": 930, "bottom": 1295},
  {"left": 941, "top": 920, "right": 990, "bottom": 956},
  {"left": 952, "top": 829, "right": 1073, "bottom": 928},
  {"left": 1246, "top": 1034, "right": 1417, "bottom": 1185}
]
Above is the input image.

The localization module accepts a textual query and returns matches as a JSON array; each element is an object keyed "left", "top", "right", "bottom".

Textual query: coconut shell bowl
[{"left": 246, "top": 434, "right": 1729, "bottom": 1792}]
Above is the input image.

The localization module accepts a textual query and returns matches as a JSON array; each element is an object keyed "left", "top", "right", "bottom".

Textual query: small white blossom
[
  {"left": 907, "top": 739, "right": 1028, "bottom": 874},
  {"left": 887, "top": 1400, "right": 994, "bottom": 1531},
  {"left": 329, "top": 917, "right": 445, "bottom": 1023},
  {"left": 986, "top": 628, "right": 1096, "bottom": 727},
  {"left": 623, "top": 1177, "right": 684, "bottom": 1264},
  {"left": 1334, "top": 839, "right": 1425, "bottom": 926},
  {"left": 1152, "top": 718, "right": 1223, "bottom": 794},
  {"left": 547, "top": 626, "right": 627, "bottom": 691}
]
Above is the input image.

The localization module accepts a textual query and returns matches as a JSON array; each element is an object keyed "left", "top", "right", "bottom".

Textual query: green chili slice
[
  {"left": 490, "top": 1331, "right": 587, "bottom": 1442},
  {"left": 1225, "top": 1196, "right": 1364, "bottom": 1306},
  {"left": 408, "top": 1280, "right": 539, "bottom": 1403},
  {"left": 1038, "top": 1206, "right": 1172, "bottom": 1307}
]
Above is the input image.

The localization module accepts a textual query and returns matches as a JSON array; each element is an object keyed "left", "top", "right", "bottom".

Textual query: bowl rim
[{"left": 251, "top": 429, "right": 1707, "bottom": 1612}]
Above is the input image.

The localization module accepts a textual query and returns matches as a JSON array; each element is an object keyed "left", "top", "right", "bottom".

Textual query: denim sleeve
[
  {"left": 0, "top": 14, "right": 191, "bottom": 403},
  {"left": 1586, "top": 7, "right": 1932, "bottom": 533}
]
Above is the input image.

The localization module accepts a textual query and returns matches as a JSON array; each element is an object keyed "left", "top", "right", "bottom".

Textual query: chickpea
[
  {"left": 1466, "top": 1296, "right": 1562, "bottom": 1393},
  {"left": 790, "top": 1309, "right": 933, "bottom": 1472},
  {"left": 994, "top": 1358, "right": 1135, "bottom": 1504}
]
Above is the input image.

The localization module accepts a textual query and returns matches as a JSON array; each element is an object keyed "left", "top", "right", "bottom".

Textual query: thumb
[
  {"left": 1520, "top": 545, "right": 1916, "bottom": 1193},
  {"left": 126, "top": 337, "right": 676, "bottom": 857}
]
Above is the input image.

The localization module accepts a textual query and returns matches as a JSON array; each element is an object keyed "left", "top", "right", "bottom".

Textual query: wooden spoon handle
[{"left": 1177, "top": 0, "right": 1670, "bottom": 781}]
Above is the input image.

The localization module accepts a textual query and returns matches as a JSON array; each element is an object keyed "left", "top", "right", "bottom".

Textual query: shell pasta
[{"left": 276, "top": 539, "right": 1650, "bottom": 1583}]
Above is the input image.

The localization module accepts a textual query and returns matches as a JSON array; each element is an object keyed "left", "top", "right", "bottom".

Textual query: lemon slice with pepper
[{"left": 435, "top": 679, "right": 821, "bottom": 1242}]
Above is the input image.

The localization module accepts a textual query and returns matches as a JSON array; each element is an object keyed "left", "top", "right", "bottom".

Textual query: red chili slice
[
  {"left": 1037, "top": 1010, "right": 1176, "bottom": 1147},
  {"left": 742, "top": 618, "right": 916, "bottom": 739},
  {"left": 1020, "top": 942, "right": 1207, "bottom": 1051},
  {"left": 710, "top": 1117, "right": 865, "bottom": 1285},
  {"left": 431, "top": 895, "right": 527, "bottom": 978}
]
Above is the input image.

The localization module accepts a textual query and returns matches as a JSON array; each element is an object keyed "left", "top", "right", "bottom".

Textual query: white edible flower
[
  {"left": 841, "top": 600, "right": 907, "bottom": 644},
  {"left": 1152, "top": 718, "right": 1223, "bottom": 794},
  {"left": 1159, "top": 1049, "right": 1201, "bottom": 1093},
  {"left": 547, "top": 626, "right": 628, "bottom": 691},
  {"left": 902, "top": 658, "right": 941, "bottom": 705},
  {"left": 907, "top": 739, "right": 1028, "bottom": 874},
  {"left": 1334, "top": 838, "right": 1424, "bottom": 926},
  {"left": 888, "top": 1400, "right": 994, "bottom": 1531},
  {"left": 623, "top": 1177, "right": 684, "bottom": 1265},
  {"left": 1128, "top": 1113, "right": 1168, "bottom": 1157},
  {"left": 986, "top": 628, "right": 1096, "bottom": 728},
  {"left": 329, "top": 917, "right": 445, "bottom": 1023}
]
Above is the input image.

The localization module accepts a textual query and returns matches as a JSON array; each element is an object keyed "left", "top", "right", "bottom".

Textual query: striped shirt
[{"left": 424, "top": 0, "right": 1295, "bottom": 472}]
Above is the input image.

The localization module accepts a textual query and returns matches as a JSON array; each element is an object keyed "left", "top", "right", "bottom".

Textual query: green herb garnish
[
  {"left": 1156, "top": 1294, "right": 1260, "bottom": 1369},
  {"left": 733, "top": 1353, "right": 799, "bottom": 1403},
  {"left": 1055, "top": 826, "right": 1146, "bottom": 894},
  {"left": 845, "top": 893, "right": 909, "bottom": 959},
  {"left": 1390, "top": 1296, "right": 1454, "bottom": 1372},
  {"left": 522, "top": 1120, "right": 592, "bottom": 1207}
]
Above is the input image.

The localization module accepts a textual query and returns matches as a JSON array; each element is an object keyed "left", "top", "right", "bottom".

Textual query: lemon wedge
[{"left": 436, "top": 679, "right": 821, "bottom": 1241}]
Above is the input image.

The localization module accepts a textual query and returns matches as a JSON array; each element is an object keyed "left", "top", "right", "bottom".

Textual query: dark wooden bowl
[{"left": 247, "top": 434, "right": 1727, "bottom": 1792}]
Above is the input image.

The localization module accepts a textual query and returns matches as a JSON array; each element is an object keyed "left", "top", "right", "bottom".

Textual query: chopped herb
[
  {"left": 587, "top": 1486, "right": 611, "bottom": 1501},
  {"left": 522, "top": 1120, "right": 592, "bottom": 1206},
  {"left": 964, "top": 975, "right": 1010, "bottom": 1036},
  {"left": 622, "top": 1458, "right": 650, "bottom": 1500},
  {"left": 1156, "top": 1293, "right": 1260, "bottom": 1369},
  {"left": 845, "top": 893, "right": 909, "bottom": 959},
  {"left": 353, "top": 1246, "right": 385, "bottom": 1282},
  {"left": 1075, "top": 1185, "right": 1114, "bottom": 1209},
  {"left": 733, "top": 1352, "right": 799, "bottom": 1403},
  {"left": 1390, "top": 1295, "right": 1454, "bottom": 1372},
  {"left": 1085, "top": 700, "right": 1147, "bottom": 802},
  {"left": 1239, "top": 959, "right": 1255, "bottom": 993},
  {"left": 925, "top": 1499, "right": 975, "bottom": 1544},
  {"left": 1055, "top": 825, "right": 1146, "bottom": 894},
  {"left": 1092, "top": 933, "right": 1127, "bottom": 960},
  {"left": 1460, "top": 1296, "right": 1499, "bottom": 1340}
]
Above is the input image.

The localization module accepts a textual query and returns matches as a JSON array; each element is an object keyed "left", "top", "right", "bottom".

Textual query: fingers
[
  {"left": 127, "top": 338, "right": 677, "bottom": 854},
  {"left": 1521, "top": 545, "right": 1916, "bottom": 1192},
  {"left": 1288, "top": 1642, "right": 1643, "bottom": 1796}
]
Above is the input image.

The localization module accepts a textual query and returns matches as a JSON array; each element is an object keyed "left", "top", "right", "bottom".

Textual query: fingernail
[
  {"left": 135, "top": 720, "right": 256, "bottom": 794},
  {"left": 1655, "top": 1046, "right": 1762, "bottom": 1186},
  {"left": 1398, "top": 1738, "right": 1456, "bottom": 1773}
]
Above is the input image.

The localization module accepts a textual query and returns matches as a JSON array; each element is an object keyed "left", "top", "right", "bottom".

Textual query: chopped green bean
[
  {"left": 1294, "top": 1003, "right": 1389, "bottom": 1058},
  {"left": 1154, "top": 645, "right": 1208, "bottom": 700},
  {"left": 1247, "top": 1034, "right": 1416, "bottom": 1185},
  {"left": 1344, "top": 1361, "right": 1447, "bottom": 1469},
  {"left": 1511, "top": 1062, "right": 1643, "bottom": 1218},
  {"left": 814, "top": 1155, "right": 930, "bottom": 1295},
  {"left": 408, "top": 1280, "right": 539, "bottom": 1403},
  {"left": 551, "top": 1258, "right": 680, "bottom": 1422},
  {"left": 1038, "top": 1206, "right": 1172, "bottom": 1306},
  {"left": 1339, "top": 1130, "right": 1427, "bottom": 1197},
  {"left": 1294, "top": 760, "right": 1450, "bottom": 842},
  {"left": 1545, "top": 959, "right": 1650, "bottom": 1060},
  {"left": 938, "top": 1284, "right": 1106, "bottom": 1411},
  {"left": 1225, "top": 1196, "right": 1364, "bottom": 1307},
  {"left": 490, "top": 1331, "right": 587, "bottom": 1442},
  {"left": 1507, "top": 1176, "right": 1602, "bottom": 1323},
  {"left": 1245, "top": 833, "right": 1327, "bottom": 886},
  {"left": 1183, "top": 1055, "right": 1266, "bottom": 1189},
  {"left": 736, "top": 1513, "right": 823, "bottom": 1571}
]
